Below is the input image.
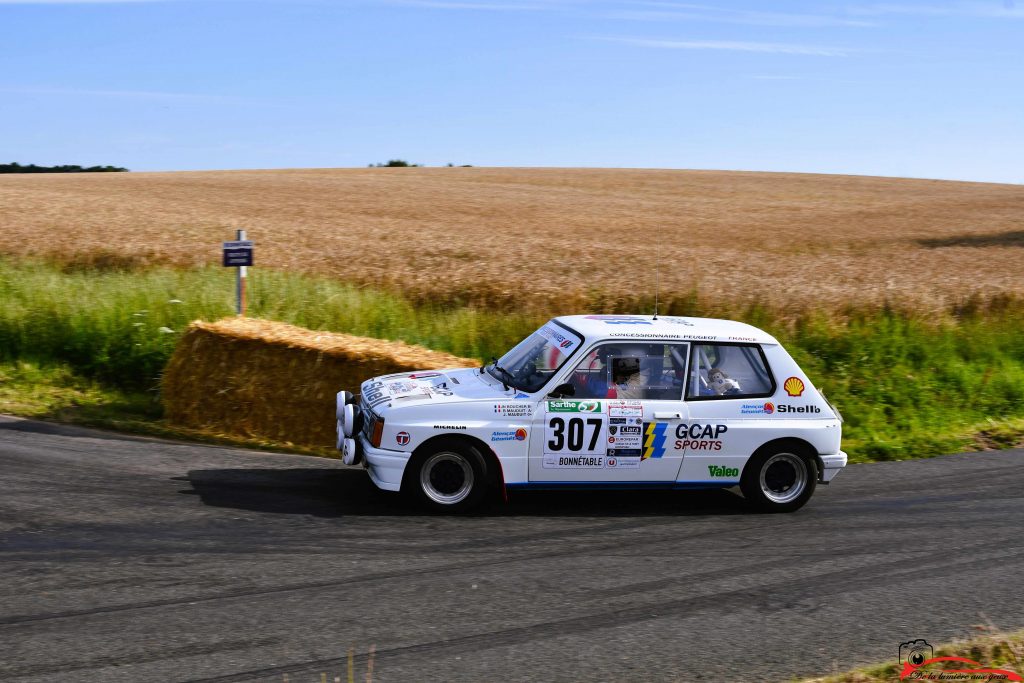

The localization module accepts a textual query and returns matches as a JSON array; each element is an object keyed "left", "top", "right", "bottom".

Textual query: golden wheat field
[{"left": 1, "top": 167, "right": 1022, "bottom": 313}]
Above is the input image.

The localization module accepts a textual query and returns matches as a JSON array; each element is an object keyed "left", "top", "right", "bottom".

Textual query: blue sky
[{"left": 1, "top": 0, "right": 1022, "bottom": 182}]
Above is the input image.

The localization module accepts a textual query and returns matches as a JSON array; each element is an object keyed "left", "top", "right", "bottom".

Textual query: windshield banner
[{"left": 537, "top": 324, "right": 581, "bottom": 356}]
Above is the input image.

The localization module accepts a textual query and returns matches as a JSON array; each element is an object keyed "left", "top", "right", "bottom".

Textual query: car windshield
[{"left": 487, "top": 322, "right": 582, "bottom": 393}]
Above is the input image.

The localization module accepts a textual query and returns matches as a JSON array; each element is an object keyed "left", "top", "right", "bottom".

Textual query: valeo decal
[{"left": 547, "top": 400, "right": 602, "bottom": 413}]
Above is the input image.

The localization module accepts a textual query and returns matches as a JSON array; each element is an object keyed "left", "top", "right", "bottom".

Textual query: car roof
[{"left": 553, "top": 315, "right": 780, "bottom": 345}]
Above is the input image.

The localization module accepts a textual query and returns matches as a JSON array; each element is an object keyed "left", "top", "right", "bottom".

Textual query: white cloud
[
  {"left": 0, "top": 86, "right": 234, "bottom": 102},
  {"left": 593, "top": 36, "right": 852, "bottom": 57},
  {"left": 611, "top": 2, "right": 876, "bottom": 27},
  {"left": 847, "top": 2, "right": 1024, "bottom": 19}
]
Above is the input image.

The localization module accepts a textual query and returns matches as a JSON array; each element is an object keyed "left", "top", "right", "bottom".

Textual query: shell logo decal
[{"left": 783, "top": 377, "right": 805, "bottom": 397}]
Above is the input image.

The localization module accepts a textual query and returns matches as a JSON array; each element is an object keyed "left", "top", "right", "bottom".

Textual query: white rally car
[{"left": 336, "top": 315, "right": 847, "bottom": 513}]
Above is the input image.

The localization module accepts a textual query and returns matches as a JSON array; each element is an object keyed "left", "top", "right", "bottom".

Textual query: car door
[
  {"left": 527, "top": 342, "right": 691, "bottom": 483},
  {"left": 677, "top": 342, "right": 777, "bottom": 485}
]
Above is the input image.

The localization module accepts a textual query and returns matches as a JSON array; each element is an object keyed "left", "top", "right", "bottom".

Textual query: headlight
[
  {"left": 336, "top": 390, "right": 353, "bottom": 420},
  {"left": 341, "top": 403, "right": 356, "bottom": 437}
]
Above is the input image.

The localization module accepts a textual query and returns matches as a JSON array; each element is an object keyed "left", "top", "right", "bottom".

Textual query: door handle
[{"left": 653, "top": 412, "right": 683, "bottom": 419}]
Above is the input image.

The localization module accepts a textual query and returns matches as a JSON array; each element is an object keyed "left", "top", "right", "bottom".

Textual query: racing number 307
[{"left": 548, "top": 417, "right": 602, "bottom": 452}]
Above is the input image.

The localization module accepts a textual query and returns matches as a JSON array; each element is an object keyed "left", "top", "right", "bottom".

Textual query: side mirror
[{"left": 548, "top": 382, "right": 575, "bottom": 398}]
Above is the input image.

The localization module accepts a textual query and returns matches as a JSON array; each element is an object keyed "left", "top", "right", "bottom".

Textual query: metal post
[{"left": 236, "top": 229, "right": 247, "bottom": 316}]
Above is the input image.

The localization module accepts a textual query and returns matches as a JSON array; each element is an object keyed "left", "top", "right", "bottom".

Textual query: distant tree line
[
  {"left": 1, "top": 162, "right": 128, "bottom": 174},
  {"left": 368, "top": 159, "right": 473, "bottom": 168}
]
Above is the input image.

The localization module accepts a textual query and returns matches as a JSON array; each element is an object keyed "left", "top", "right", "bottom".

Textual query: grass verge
[
  {"left": 0, "top": 360, "right": 336, "bottom": 457},
  {"left": 1, "top": 257, "right": 1023, "bottom": 461},
  {"left": 800, "top": 627, "right": 1024, "bottom": 682}
]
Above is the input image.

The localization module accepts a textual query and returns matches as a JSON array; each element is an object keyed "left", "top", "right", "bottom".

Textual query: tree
[{"left": 368, "top": 159, "right": 421, "bottom": 168}]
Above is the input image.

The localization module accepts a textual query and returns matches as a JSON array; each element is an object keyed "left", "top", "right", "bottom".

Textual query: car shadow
[{"left": 181, "top": 468, "right": 750, "bottom": 518}]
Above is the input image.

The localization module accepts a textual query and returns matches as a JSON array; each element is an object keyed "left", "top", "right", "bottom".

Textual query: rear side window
[{"left": 686, "top": 344, "right": 774, "bottom": 399}]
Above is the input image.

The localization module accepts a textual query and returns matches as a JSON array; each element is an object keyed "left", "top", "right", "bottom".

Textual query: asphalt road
[{"left": 1, "top": 415, "right": 1022, "bottom": 683}]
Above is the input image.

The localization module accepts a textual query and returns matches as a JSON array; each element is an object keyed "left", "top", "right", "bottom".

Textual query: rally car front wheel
[
  {"left": 740, "top": 444, "right": 818, "bottom": 513},
  {"left": 408, "top": 438, "right": 488, "bottom": 513}
]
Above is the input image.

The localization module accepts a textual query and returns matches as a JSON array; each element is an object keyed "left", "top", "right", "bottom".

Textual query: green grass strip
[{"left": 1, "top": 257, "right": 1023, "bottom": 462}]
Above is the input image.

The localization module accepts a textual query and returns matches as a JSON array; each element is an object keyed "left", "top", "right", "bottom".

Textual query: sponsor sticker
[
  {"left": 605, "top": 451, "right": 640, "bottom": 469},
  {"left": 363, "top": 380, "right": 390, "bottom": 408},
  {"left": 433, "top": 425, "right": 467, "bottom": 430},
  {"left": 642, "top": 422, "right": 669, "bottom": 460},
  {"left": 537, "top": 324, "right": 581, "bottom": 356},
  {"left": 543, "top": 454, "right": 605, "bottom": 468},
  {"left": 607, "top": 399, "right": 643, "bottom": 417},
  {"left": 784, "top": 377, "right": 805, "bottom": 397},
  {"left": 584, "top": 315, "right": 652, "bottom": 325},
  {"left": 707, "top": 465, "right": 739, "bottom": 478},
  {"left": 740, "top": 402, "right": 775, "bottom": 415},
  {"left": 777, "top": 404, "right": 821, "bottom": 414},
  {"left": 547, "top": 400, "right": 601, "bottom": 413},
  {"left": 608, "top": 332, "right": 681, "bottom": 339},
  {"left": 659, "top": 316, "right": 696, "bottom": 327},
  {"left": 387, "top": 380, "right": 419, "bottom": 394},
  {"left": 673, "top": 423, "right": 728, "bottom": 451},
  {"left": 491, "top": 429, "right": 528, "bottom": 442}
]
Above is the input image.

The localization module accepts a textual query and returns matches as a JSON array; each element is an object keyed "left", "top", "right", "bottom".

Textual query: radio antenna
[{"left": 653, "top": 260, "right": 659, "bottom": 320}]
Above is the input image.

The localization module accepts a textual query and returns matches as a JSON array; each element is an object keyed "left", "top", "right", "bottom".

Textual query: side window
[
  {"left": 686, "top": 344, "right": 774, "bottom": 399},
  {"left": 567, "top": 343, "right": 689, "bottom": 400}
]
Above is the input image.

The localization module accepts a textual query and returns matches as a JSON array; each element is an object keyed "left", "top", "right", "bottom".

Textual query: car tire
[
  {"left": 408, "top": 438, "right": 489, "bottom": 513},
  {"left": 740, "top": 444, "right": 818, "bottom": 513}
]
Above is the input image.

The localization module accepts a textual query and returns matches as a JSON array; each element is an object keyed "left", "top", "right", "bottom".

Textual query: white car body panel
[{"left": 347, "top": 315, "right": 846, "bottom": 493}]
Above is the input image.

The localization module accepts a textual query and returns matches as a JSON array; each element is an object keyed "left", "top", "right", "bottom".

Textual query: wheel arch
[
  {"left": 745, "top": 437, "right": 818, "bottom": 476},
  {"left": 401, "top": 433, "right": 504, "bottom": 493}
]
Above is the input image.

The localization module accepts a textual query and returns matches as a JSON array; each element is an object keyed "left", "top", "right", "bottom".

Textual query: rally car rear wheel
[
  {"left": 740, "top": 445, "right": 817, "bottom": 513},
  {"left": 410, "top": 439, "right": 488, "bottom": 513}
]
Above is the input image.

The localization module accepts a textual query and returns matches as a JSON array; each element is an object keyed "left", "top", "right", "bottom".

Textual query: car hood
[{"left": 360, "top": 367, "right": 513, "bottom": 413}]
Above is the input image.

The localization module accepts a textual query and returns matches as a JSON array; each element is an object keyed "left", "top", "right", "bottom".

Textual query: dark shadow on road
[
  {"left": 917, "top": 230, "right": 1024, "bottom": 248},
  {"left": 0, "top": 415, "right": 150, "bottom": 442},
  {"left": 183, "top": 468, "right": 750, "bottom": 518}
]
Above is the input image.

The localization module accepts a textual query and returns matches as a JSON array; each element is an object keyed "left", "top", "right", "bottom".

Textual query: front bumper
[
  {"left": 818, "top": 451, "right": 848, "bottom": 484},
  {"left": 359, "top": 436, "right": 410, "bottom": 492}
]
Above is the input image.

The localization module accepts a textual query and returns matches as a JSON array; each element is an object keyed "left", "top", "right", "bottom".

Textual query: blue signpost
[{"left": 222, "top": 230, "right": 253, "bottom": 315}]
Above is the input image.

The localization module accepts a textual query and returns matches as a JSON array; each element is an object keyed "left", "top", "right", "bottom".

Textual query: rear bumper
[
  {"left": 359, "top": 437, "right": 409, "bottom": 492},
  {"left": 818, "top": 451, "right": 848, "bottom": 484}
]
